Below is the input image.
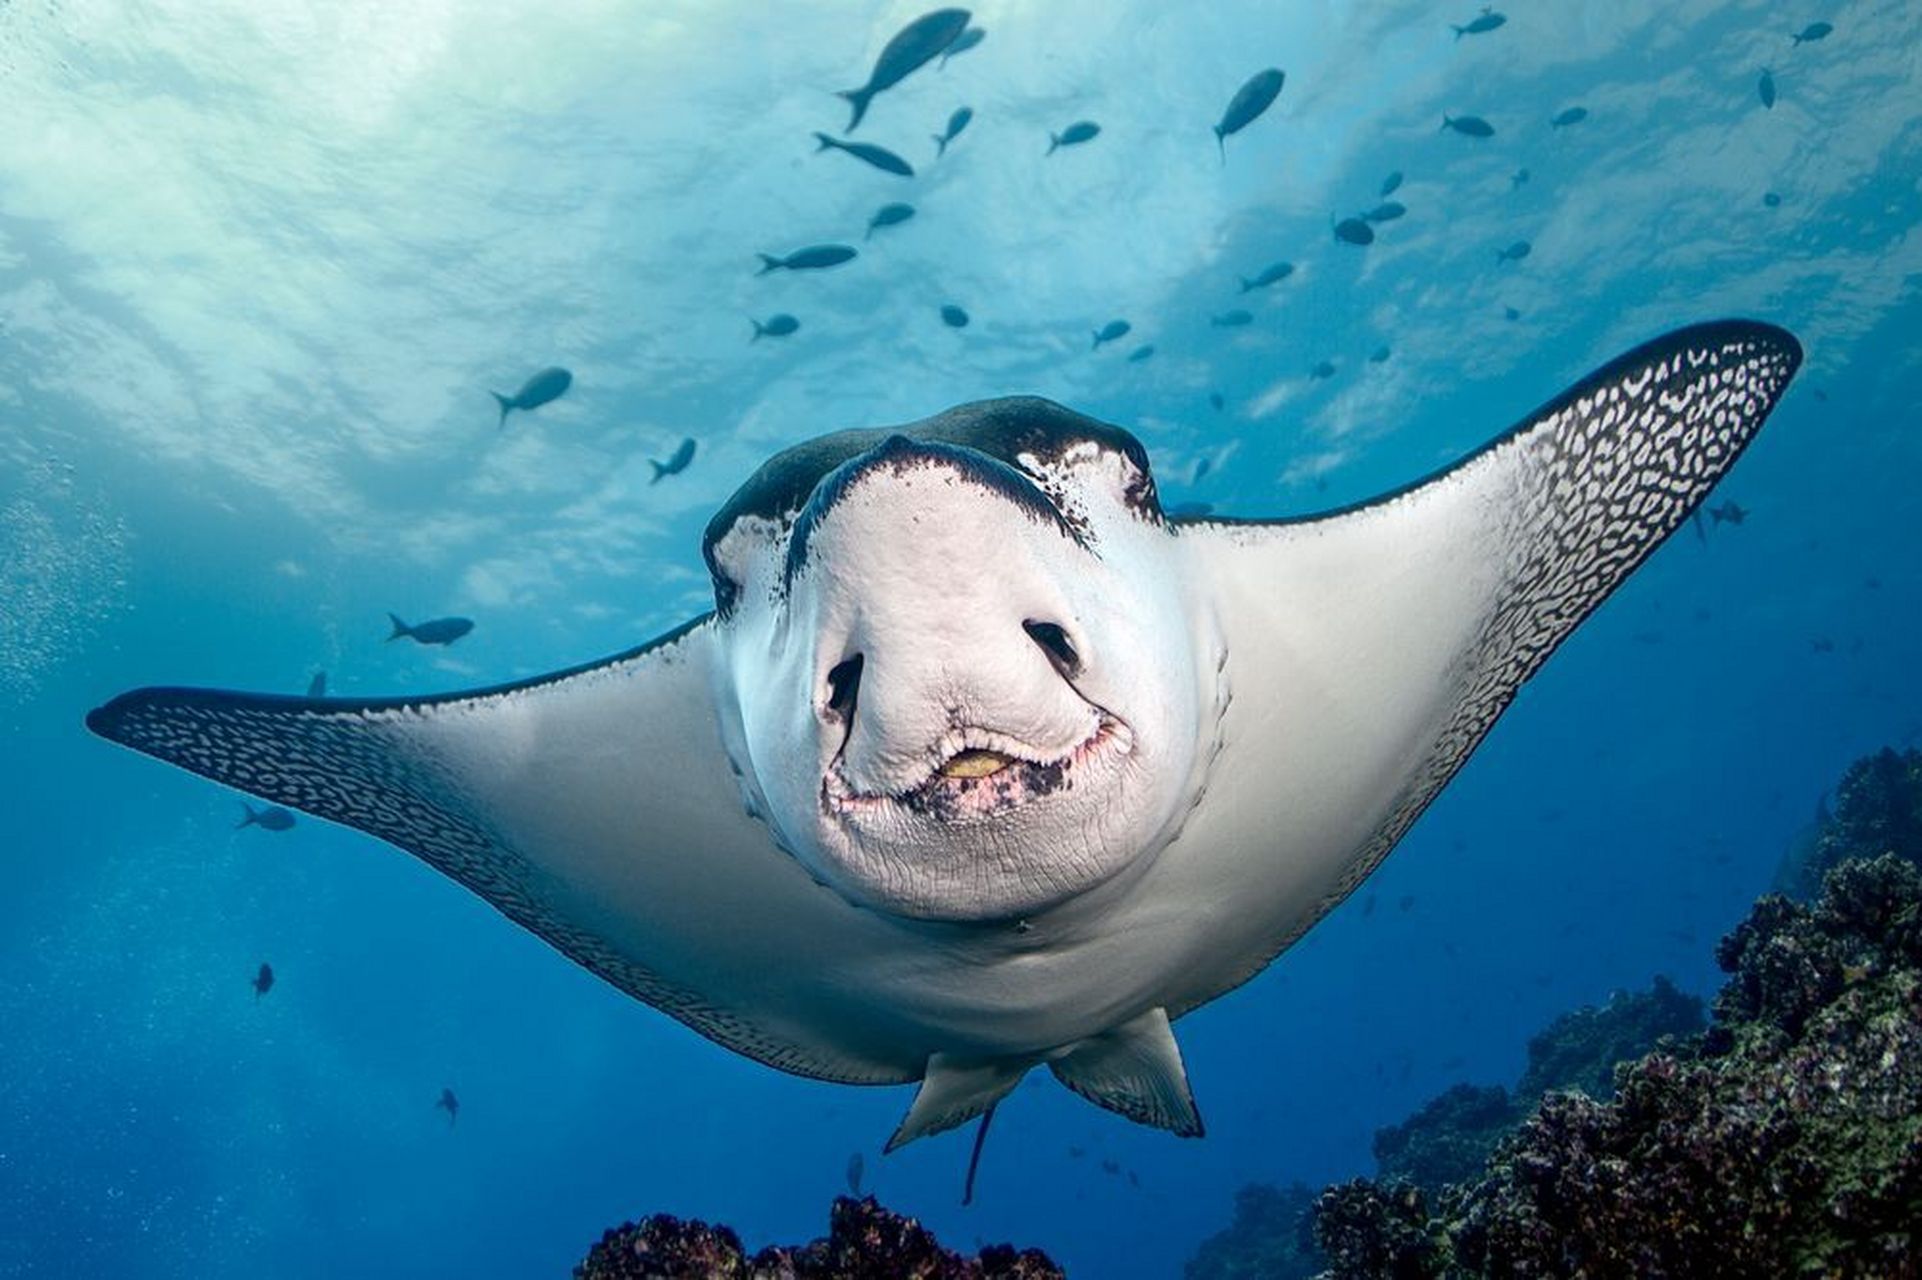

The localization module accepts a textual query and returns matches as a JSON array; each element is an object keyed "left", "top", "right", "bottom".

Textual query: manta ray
[{"left": 89, "top": 320, "right": 1799, "bottom": 1149}]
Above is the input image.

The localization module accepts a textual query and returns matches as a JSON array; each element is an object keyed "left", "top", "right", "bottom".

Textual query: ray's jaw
[
  {"left": 821, "top": 709, "right": 1133, "bottom": 823},
  {"left": 804, "top": 704, "right": 1150, "bottom": 923}
]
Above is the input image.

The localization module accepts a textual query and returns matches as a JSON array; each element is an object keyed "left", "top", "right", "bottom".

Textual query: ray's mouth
[
  {"left": 938, "top": 748, "right": 1014, "bottom": 779},
  {"left": 824, "top": 714, "right": 1131, "bottom": 823}
]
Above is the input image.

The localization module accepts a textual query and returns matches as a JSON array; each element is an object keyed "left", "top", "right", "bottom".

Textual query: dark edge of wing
[
  {"left": 1172, "top": 319, "right": 1804, "bottom": 530},
  {"left": 86, "top": 612, "right": 711, "bottom": 729}
]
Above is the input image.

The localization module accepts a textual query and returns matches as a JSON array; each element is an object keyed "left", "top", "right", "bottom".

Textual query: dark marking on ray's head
[
  {"left": 780, "top": 435, "right": 1086, "bottom": 595},
  {"left": 703, "top": 397, "right": 1161, "bottom": 616}
]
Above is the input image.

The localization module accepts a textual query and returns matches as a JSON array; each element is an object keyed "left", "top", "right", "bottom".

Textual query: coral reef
[
  {"left": 1370, "top": 1084, "right": 1512, "bottom": 1192},
  {"left": 1182, "top": 1181, "right": 1323, "bottom": 1280},
  {"left": 1314, "top": 1180, "right": 1438, "bottom": 1280},
  {"left": 1512, "top": 973, "right": 1703, "bottom": 1104},
  {"left": 1370, "top": 979, "right": 1703, "bottom": 1192},
  {"left": 575, "top": 1195, "right": 1063, "bottom": 1280},
  {"left": 1773, "top": 746, "right": 1921, "bottom": 899},
  {"left": 1312, "top": 854, "right": 1922, "bottom": 1277}
]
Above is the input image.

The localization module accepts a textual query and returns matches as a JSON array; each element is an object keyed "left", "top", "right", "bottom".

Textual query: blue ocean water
[{"left": 2, "top": 2, "right": 1918, "bottom": 1276}]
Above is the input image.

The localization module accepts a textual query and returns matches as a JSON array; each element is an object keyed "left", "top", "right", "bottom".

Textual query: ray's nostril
[
  {"left": 825, "top": 654, "right": 864, "bottom": 719},
  {"left": 1024, "top": 620, "right": 1079, "bottom": 674}
]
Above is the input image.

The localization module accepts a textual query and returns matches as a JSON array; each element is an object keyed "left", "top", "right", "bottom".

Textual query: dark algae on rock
[
  {"left": 1182, "top": 1182, "right": 1324, "bottom": 1280},
  {"left": 576, "top": 1195, "right": 1062, "bottom": 1279}
]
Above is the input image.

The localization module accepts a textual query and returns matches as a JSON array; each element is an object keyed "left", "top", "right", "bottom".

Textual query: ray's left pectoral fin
[
  {"left": 1186, "top": 321, "right": 1802, "bottom": 895},
  {"left": 1048, "top": 1006, "right": 1203, "bottom": 1137}
]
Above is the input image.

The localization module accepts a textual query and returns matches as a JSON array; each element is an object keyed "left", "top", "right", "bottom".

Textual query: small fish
[
  {"left": 1127, "top": 344, "right": 1156, "bottom": 363},
  {"left": 437, "top": 1087, "right": 460, "bottom": 1128},
  {"left": 1442, "top": 114, "right": 1495, "bottom": 137},
  {"left": 1100, "top": 1158, "right": 1120, "bottom": 1175},
  {"left": 1047, "top": 121, "right": 1100, "bottom": 155},
  {"left": 814, "top": 132, "right": 914, "bottom": 177},
  {"left": 1551, "top": 106, "right": 1588, "bottom": 128},
  {"left": 1511, "top": 167, "right": 1530, "bottom": 189},
  {"left": 1398, "top": 894, "right": 1416, "bottom": 912},
  {"left": 387, "top": 614, "right": 474, "bottom": 647},
  {"left": 237, "top": 803, "right": 295, "bottom": 832},
  {"left": 1811, "top": 636, "right": 1835, "bottom": 654},
  {"left": 1364, "top": 200, "right": 1406, "bottom": 222},
  {"left": 1496, "top": 239, "right": 1532, "bottom": 263},
  {"left": 1067, "top": 1145, "right": 1086, "bottom": 1159},
  {"left": 932, "top": 107, "right": 972, "bottom": 157},
  {"left": 1791, "top": 21, "right": 1832, "bottom": 45},
  {"left": 1503, "top": 305, "right": 1521, "bottom": 321},
  {"left": 1091, "top": 319, "right": 1130, "bottom": 349},
  {"left": 1708, "top": 499, "right": 1748, "bottom": 526},
  {"left": 1239, "top": 261, "right": 1295, "bottom": 292},
  {"left": 1334, "top": 217, "right": 1375, "bottom": 245},
  {"left": 1166, "top": 501, "right": 1215, "bottom": 519},
  {"left": 1763, "top": 191, "right": 1782, "bottom": 207},
  {"left": 1452, "top": 7, "right": 1506, "bottom": 38},
  {"left": 1211, "top": 309, "right": 1253, "bottom": 327},
  {"left": 1759, "top": 68, "right": 1776, "bottom": 109},
  {"left": 1369, "top": 345, "right": 1392, "bottom": 363},
  {"left": 490, "top": 366, "right": 572, "bottom": 429},
  {"left": 940, "top": 304, "right": 970, "bottom": 328},
  {"left": 650, "top": 437, "right": 697, "bottom": 484},
  {"left": 846, "top": 1151, "right": 866, "bottom": 1195},
  {"left": 839, "top": 8, "right": 972, "bottom": 132},
  {"left": 752, "top": 314, "right": 800, "bottom": 342},
  {"left": 306, "top": 671, "right": 327, "bottom": 698},
  {"left": 1213, "top": 67, "right": 1285, "bottom": 162},
  {"left": 1192, "top": 458, "right": 1212, "bottom": 484},
  {"left": 252, "top": 963, "right": 275, "bottom": 999},
  {"left": 865, "top": 203, "right": 916, "bottom": 239},
  {"left": 756, "top": 245, "right": 857, "bottom": 275},
  {"left": 1380, "top": 170, "right": 1404, "bottom": 197},
  {"left": 940, "top": 24, "right": 984, "bottom": 66},
  {"left": 1208, "top": 391, "right": 1225, "bottom": 411},
  {"left": 1362, "top": 894, "right": 1378, "bottom": 917},
  {"left": 1310, "top": 360, "right": 1337, "bottom": 379}
]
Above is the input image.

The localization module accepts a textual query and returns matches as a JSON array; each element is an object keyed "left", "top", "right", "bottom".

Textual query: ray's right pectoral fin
[{"left": 1048, "top": 1006, "right": 1203, "bottom": 1137}]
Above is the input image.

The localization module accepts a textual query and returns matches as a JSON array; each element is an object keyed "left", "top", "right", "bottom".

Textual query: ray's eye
[
  {"left": 825, "top": 654, "right": 864, "bottom": 719},
  {"left": 1023, "top": 620, "right": 1079, "bottom": 675}
]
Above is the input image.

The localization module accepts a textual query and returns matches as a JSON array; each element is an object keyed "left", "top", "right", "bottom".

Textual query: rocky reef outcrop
[
  {"left": 1315, "top": 853, "right": 1922, "bottom": 1277},
  {"left": 576, "top": 1194, "right": 1063, "bottom": 1280},
  {"left": 1191, "top": 745, "right": 1922, "bottom": 1278}
]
